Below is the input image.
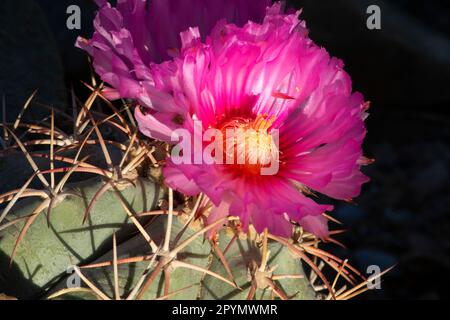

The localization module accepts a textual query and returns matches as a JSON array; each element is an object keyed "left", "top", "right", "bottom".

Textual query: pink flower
[
  {"left": 76, "top": 0, "right": 269, "bottom": 103},
  {"left": 78, "top": 1, "right": 370, "bottom": 239}
]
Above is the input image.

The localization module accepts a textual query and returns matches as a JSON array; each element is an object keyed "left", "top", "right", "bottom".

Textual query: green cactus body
[
  {"left": 0, "top": 177, "right": 162, "bottom": 299},
  {"left": 47, "top": 215, "right": 315, "bottom": 300},
  {"left": 1, "top": 174, "right": 316, "bottom": 300}
]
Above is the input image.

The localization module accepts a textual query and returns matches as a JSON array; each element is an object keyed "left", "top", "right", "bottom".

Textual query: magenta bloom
[
  {"left": 77, "top": 0, "right": 269, "bottom": 104},
  {"left": 78, "top": 1, "right": 370, "bottom": 239}
]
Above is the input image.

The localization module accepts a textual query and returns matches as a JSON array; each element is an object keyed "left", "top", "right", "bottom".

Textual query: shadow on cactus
[{"left": 0, "top": 0, "right": 392, "bottom": 300}]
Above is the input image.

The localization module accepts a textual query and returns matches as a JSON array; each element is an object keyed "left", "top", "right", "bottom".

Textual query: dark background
[{"left": 1, "top": 0, "right": 449, "bottom": 299}]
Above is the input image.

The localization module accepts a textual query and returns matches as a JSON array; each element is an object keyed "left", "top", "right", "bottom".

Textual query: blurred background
[{"left": 0, "top": 0, "right": 449, "bottom": 299}]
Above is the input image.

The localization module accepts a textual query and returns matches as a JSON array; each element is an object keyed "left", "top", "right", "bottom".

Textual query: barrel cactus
[
  {"left": 0, "top": 85, "right": 388, "bottom": 300},
  {"left": 0, "top": 0, "right": 390, "bottom": 300}
]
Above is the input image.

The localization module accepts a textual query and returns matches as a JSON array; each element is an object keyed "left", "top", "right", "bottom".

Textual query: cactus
[
  {"left": 47, "top": 214, "right": 316, "bottom": 300},
  {"left": 0, "top": 176, "right": 162, "bottom": 299},
  {"left": 1, "top": 175, "right": 316, "bottom": 300},
  {"left": 0, "top": 87, "right": 387, "bottom": 301}
]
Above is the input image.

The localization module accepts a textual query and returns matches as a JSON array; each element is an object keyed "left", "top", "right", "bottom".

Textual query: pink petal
[
  {"left": 163, "top": 163, "right": 201, "bottom": 196},
  {"left": 300, "top": 215, "right": 329, "bottom": 240}
]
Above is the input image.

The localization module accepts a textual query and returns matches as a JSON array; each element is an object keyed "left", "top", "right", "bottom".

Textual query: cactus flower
[
  {"left": 76, "top": 0, "right": 269, "bottom": 101},
  {"left": 78, "top": 0, "right": 370, "bottom": 239}
]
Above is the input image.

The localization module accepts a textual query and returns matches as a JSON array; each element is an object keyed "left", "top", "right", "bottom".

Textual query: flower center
[{"left": 219, "top": 115, "right": 278, "bottom": 175}]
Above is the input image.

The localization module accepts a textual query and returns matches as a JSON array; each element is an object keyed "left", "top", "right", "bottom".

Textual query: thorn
[
  {"left": 259, "top": 228, "right": 269, "bottom": 272},
  {"left": 4, "top": 127, "right": 52, "bottom": 193},
  {"left": 71, "top": 85, "right": 78, "bottom": 137},
  {"left": 163, "top": 188, "right": 174, "bottom": 252},
  {"left": 73, "top": 266, "right": 111, "bottom": 300},
  {"left": 358, "top": 156, "right": 375, "bottom": 165},
  {"left": 113, "top": 233, "right": 120, "bottom": 300},
  {"left": 323, "top": 213, "right": 343, "bottom": 225},
  {"left": 362, "top": 101, "right": 371, "bottom": 111},
  {"left": 50, "top": 108, "right": 55, "bottom": 190},
  {"left": 173, "top": 193, "right": 204, "bottom": 247},
  {"left": 13, "top": 89, "right": 38, "bottom": 131}
]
